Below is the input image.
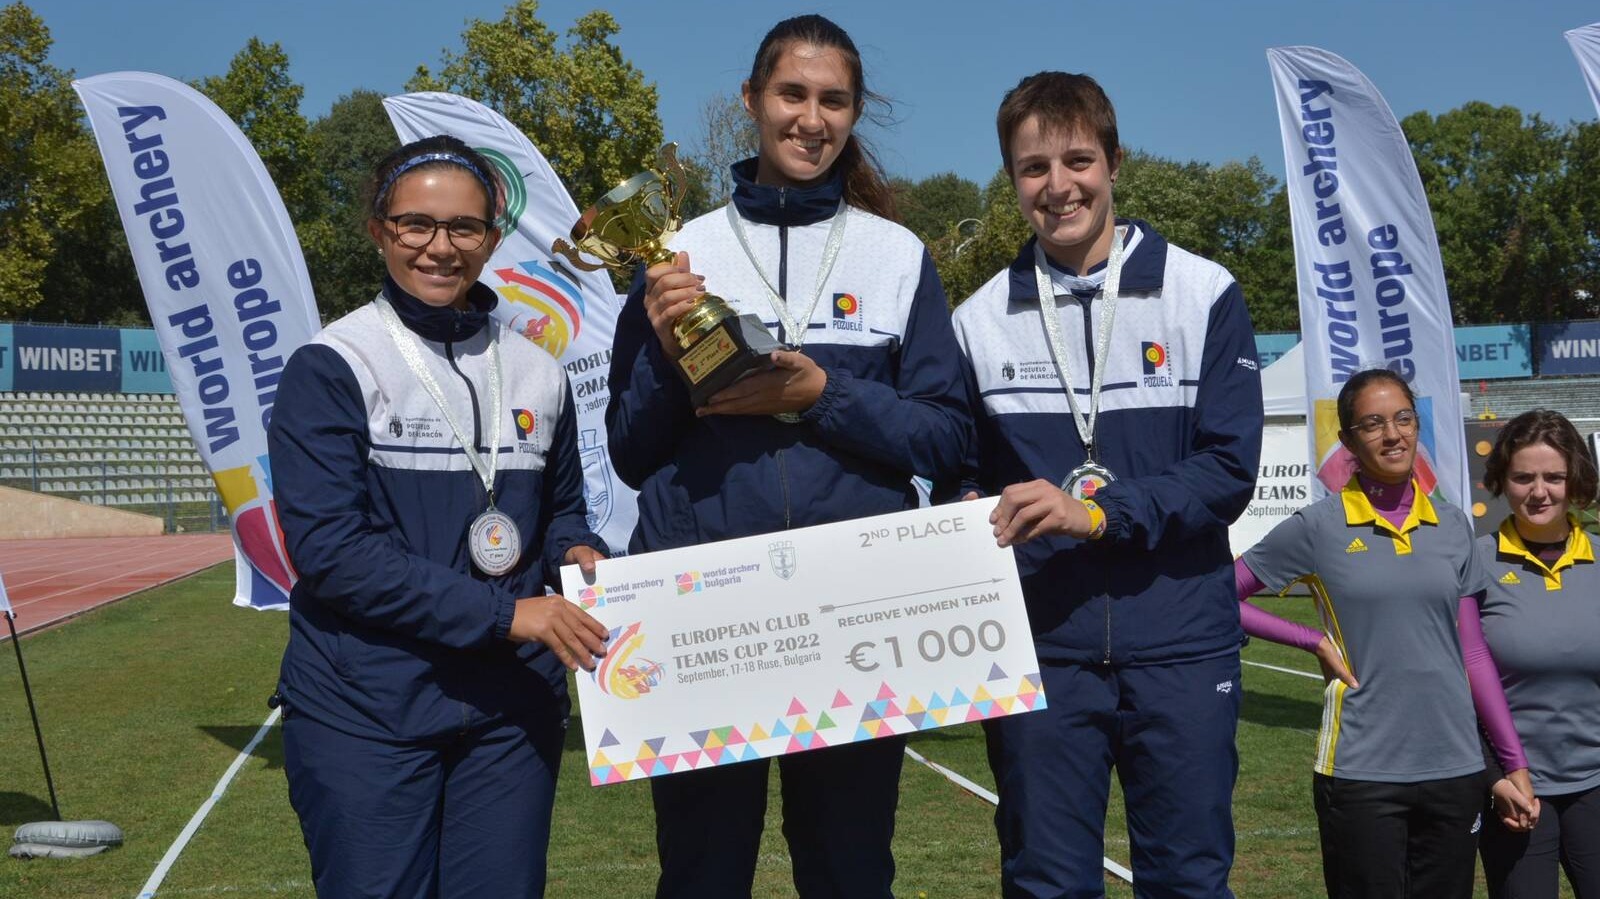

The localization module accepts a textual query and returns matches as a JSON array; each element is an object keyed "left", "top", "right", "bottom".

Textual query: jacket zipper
[
  {"left": 443, "top": 337, "right": 487, "bottom": 498},
  {"left": 773, "top": 194, "right": 794, "bottom": 529},
  {"left": 777, "top": 223, "right": 790, "bottom": 342},
  {"left": 777, "top": 449, "right": 792, "bottom": 530},
  {"left": 1078, "top": 294, "right": 1112, "bottom": 666}
]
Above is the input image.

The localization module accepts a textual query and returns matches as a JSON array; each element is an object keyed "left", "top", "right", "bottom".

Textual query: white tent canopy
[{"left": 1261, "top": 342, "right": 1305, "bottom": 418}]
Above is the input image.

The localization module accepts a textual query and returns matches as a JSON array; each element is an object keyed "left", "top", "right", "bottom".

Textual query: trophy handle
[
  {"left": 550, "top": 238, "right": 608, "bottom": 272},
  {"left": 656, "top": 142, "right": 689, "bottom": 217}
]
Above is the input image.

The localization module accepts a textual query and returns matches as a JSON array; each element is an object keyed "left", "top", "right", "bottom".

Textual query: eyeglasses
[
  {"left": 1347, "top": 410, "right": 1419, "bottom": 439},
  {"left": 383, "top": 213, "right": 492, "bottom": 251}
]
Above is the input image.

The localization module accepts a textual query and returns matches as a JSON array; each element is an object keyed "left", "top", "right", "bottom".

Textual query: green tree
[
  {"left": 1117, "top": 152, "right": 1293, "bottom": 331},
  {"left": 895, "top": 172, "right": 983, "bottom": 247},
  {"left": 1404, "top": 102, "right": 1575, "bottom": 323},
  {"left": 410, "top": 1, "right": 663, "bottom": 211},
  {"left": 300, "top": 89, "right": 397, "bottom": 318},
  {"left": 688, "top": 91, "right": 756, "bottom": 208},
  {"left": 937, "top": 169, "right": 1030, "bottom": 304},
  {"left": 1236, "top": 188, "right": 1299, "bottom": 333},
  {"left": 1561, "top": 120, "right": 1600, "bottom": 317},
  {"left": 0, "top": 2, "right": 111, "bottom": 319},
  {"left": 195, "top": 38, "right": 318, "bottom": 223}
]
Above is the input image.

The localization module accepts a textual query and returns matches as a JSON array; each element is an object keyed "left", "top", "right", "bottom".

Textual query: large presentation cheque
[{"left": 560, "top": 497, "right": 1045, "bottom": 786}]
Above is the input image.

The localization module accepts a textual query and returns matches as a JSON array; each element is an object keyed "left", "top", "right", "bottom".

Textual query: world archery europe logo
[
  {"left": 212, "top": 454, "right": 297, "bottom": 601},
  {"left": 675, "top": 571, "right": 704, "bottom": 594},
  {"left": 832, "top": 293, "right": 863, "bottom": 331},
  {"left": 592, "top": 622, "right": 665, "bottom": 700},
  {"left": 474, "top": 147, "right": 526, "bottom": 233},
  {"left": 491, "top": 259, "right": 587, "bottom": 358},
  {"left": 513, "top": 408, "right": 536, "bottom": 441},
  {"left": 578, "top": 585, "right": 606, "bottom": 610},
  {"left": 1140, "top": 341, "right": 1176, "bottom": 388}
]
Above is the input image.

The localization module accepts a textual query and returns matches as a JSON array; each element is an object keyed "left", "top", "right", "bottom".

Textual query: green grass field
[{"left": 0, "top": 568, "right": 1570, "bottom": 898}]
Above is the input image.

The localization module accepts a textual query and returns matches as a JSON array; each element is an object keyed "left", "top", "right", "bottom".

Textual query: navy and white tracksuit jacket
[
  {"left": 606, "top": 159, "right": 972, "bottom": 897},
  {"left": 953, "top": 220, "right": 1261, "bottom": 665},
  {"left": 271, "top": 280, "right": 602, "bottom": 740},
  {"left": 606, "top": 160, "right": 972, "bottom": 550},
  {"left": 954, "top": 220, "right": 1262, "bottom": 898}
]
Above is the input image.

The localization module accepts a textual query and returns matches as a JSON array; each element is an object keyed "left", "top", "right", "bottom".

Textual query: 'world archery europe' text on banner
[
  {"left": 1267, "top": 47, "right": 1468, "bottom": 508},
  {"left": 1566, "top": 24, "right": 1600, "bottom": 118},
  {"left": 383, "top": 92, "right": 638, "bottom": 556},
  {"left": 74, "top": 72, "right": 320, "bottom": 610}
]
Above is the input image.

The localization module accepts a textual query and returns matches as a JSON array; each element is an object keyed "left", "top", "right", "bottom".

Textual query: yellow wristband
[{"left": 1082, "top": 499, "right": 1107, "bottom": 540}]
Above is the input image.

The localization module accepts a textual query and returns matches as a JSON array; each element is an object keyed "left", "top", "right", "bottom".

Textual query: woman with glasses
[
  {"left": 1475, "top": 409, "right": 1600, "bottom": 899},
  {"left": 268, "top": 134, "right": 609, "bottom": 898},
  {"left": 1233, "top": 368, "right": 1532, "bottom": 898}
]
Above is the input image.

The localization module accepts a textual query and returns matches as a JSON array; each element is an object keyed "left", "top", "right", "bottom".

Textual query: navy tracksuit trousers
[
  {"left": 984, "top": 653, "right": 1242, "bottom": 899},
  {"left": 283, "top": 711, "right": 565, "bottom": 899},
  {"left": 651, "top": 734, "right": 905, "bottom": 898}
]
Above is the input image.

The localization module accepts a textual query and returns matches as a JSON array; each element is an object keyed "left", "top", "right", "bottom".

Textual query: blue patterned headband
[{"left": 373, "top": 152, "right": 497, "bottom": 215}]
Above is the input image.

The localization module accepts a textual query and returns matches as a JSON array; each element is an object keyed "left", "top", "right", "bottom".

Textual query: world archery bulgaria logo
[
  {"left": 675, "top": 571, "right": 704, "bottom": 595},
  {"left": 473, "top": 147, "right": 526, "bottom": 233},
  {"left": 592, "top": 622, "right": 665, "bottom": 700},
  {"left": 491, "top": 259, "right": 587, "bottom": 358}
]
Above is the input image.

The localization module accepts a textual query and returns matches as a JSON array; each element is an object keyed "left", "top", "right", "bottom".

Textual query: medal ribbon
[
  {"left": 375, "top": 296, "right": 504, "bottom": 504},
  {"left": 1032, "top": 225, "right": 1126, "bottom": 460},
  {"left": 726, "top": 201, "right": 849, "bottom": 348}
]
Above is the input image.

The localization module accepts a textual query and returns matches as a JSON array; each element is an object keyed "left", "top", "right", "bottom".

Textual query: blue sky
[{"left": 31, "top": 0, "right": 1600, "bottom": 187}]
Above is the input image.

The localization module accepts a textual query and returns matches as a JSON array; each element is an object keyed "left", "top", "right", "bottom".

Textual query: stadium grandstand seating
[
  {"left": 0, "top": 391, "right": 221, "bottom": 529},
  {"left": 1461, "top": 375, "right": 1600, "bottom": 425}
]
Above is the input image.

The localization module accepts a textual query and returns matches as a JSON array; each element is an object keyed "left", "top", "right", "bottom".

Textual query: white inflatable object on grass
[{"left": 10, "top": 820, "right": 123, "bottom": 859}]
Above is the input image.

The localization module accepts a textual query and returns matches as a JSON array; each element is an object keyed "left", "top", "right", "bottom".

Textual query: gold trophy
[{"left": 553, "top": 143, "right": 780, "bottom": 406}]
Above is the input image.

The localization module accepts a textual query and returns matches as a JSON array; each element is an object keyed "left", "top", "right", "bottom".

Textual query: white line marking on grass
[
  {"left": 140, "top": 880, "right": 313, "bottom": 895},
  {"left": 903, "top": 746, "right": 1134, "bottom": 885},
  {"left": 1243, "top": 660, "right": 1321, "bottom": 681},
  {"left": 137, "top": 707, "right": 281, "bottom": 899}
]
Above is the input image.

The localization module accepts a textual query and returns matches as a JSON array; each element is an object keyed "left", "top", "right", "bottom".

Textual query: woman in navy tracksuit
[
  {"left": 605, "top": 15, "right": 972, "bottom": 899},
  {"left": 270, "top": 136, "right": 608, "bottom": 898}
]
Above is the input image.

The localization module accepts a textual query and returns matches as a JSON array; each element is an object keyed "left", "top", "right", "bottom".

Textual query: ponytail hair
[{"left": 747, "top": 15, "right": 898, "bottom": 220}]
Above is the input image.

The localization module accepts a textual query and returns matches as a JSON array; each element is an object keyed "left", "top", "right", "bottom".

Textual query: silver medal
[
  {"left": 1062, "top": 461, "right": 1116, "bottom": 501},
  {"left": 469, "top": 508, "right": 521, "bottom": 576}
]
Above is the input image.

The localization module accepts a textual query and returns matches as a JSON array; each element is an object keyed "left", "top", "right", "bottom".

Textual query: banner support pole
[{"left": 6, "top": 611, "right": 62, "bottom": 820}]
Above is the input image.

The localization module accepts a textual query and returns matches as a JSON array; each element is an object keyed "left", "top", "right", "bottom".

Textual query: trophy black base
[{"left": 675, "top": 314, "right": 784, "bottom": 407}]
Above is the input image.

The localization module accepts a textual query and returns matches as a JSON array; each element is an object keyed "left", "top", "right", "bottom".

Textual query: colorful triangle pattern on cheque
[{"left": 588, "top": 672, "right": 1046, "bottom": 785}]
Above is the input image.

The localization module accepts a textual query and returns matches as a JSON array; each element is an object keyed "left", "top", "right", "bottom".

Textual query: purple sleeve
[
  {"left": 1459, "top": 595, "right": 1529, "bottom": 773},
  {"left": 1236, "top": 558, "right": 1324, "bottom": 652}
]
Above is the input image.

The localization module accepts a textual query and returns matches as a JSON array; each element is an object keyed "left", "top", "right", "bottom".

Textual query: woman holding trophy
[{"left": 604, "top": 14, "right": 974, "bottom": 898}]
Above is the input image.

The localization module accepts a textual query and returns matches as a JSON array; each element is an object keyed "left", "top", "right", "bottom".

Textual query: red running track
[{"left": 0, "top": 535, "right": 235, "bottom": 638}]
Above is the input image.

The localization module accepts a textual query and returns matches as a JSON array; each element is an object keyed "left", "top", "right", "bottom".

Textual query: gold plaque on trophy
[{"left": 553, "top": 143, "right": 779, "bottom": 405}]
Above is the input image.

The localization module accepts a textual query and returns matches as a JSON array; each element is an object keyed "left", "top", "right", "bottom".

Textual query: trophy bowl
[{"left": 552, "top": 143, "right": 781, "bottom": 404}]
